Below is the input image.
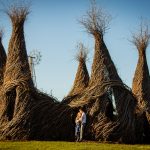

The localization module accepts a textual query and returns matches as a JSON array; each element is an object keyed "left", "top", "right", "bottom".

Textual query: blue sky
[{"left": 0, "top": 0, "right": 150, "bottom": 100}]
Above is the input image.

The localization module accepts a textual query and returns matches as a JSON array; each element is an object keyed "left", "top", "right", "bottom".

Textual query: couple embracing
[{"left": 75, "top": 107, "right": 86, "bottom": 142}]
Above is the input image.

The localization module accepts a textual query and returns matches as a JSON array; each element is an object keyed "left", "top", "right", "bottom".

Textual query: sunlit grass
[{"left": 0, "top": 141, "right": 150, "bottom": 150}]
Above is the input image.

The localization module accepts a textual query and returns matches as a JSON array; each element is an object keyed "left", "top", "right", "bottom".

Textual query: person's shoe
[
  {"left": 79, "top": 139, "right": 82, "bottom": 142},
  {"left": 76, "top": 138, "right": 80, "bottom": 142}
]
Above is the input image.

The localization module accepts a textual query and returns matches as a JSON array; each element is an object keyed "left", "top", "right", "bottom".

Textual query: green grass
[{"left": 0, "top": 141, "right": 150, "bottom": 150}]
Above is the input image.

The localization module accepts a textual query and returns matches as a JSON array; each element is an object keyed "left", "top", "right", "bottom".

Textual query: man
[{"left": 79, "top": 107, "right": 86, "bottom": 141}]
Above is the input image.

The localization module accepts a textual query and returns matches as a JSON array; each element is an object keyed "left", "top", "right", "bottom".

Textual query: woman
[{"left": 75, "top": 111, "right": 82, "bottom": 141}]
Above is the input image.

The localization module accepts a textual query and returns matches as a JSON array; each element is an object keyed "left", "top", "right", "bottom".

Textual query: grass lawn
[{"left": 0, "top": 141, "right": 150, "bottom": 150}]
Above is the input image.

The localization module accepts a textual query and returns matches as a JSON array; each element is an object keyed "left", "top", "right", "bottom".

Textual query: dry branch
[
  {"left": 79, "top": 0, "right": 111, "bottom": 36},
  {"left": 131, "top": 22, "right": 150, "bottom": 53}
]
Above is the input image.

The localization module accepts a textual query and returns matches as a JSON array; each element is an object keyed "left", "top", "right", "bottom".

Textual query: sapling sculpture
[
  {"left": 0, "top": 0, "right": 147, "bottom": 143},
  {"left": 0, "top": 4, "right": 74, "bottom": 140},
  {"left": 79, "top": 1, "right": 124, "bottom": 112},
  {"left": 0, "top": 5, "right": 33, "bottom": 123},
  {"left": 0, "top": 4, "right": 50, "bottom": 139},
  {"left": 67, "top": 42, "right": 89, "bottom": 97},
  {"left": 68, "top": 1, "right": 138, "bottom": 143},
  {"left": 131, "top": 22, "right": 150, "bottom": 142},
  {"left": 132, "top": 22, "right": 150, "bottom": 114}
]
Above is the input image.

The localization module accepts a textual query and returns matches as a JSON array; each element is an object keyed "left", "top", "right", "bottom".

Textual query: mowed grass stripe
[{"left": 0, "top": 141, "right": 150, "bottom": 150}]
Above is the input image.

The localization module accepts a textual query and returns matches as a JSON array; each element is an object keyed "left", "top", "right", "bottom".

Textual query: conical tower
[
  {"left": 77, "top": 1, "right": 137, "bottom": 143},
  {"left": 0, "top": 3, "right": 73, "bottom": 141},
  {"left": 132, "top": 23, "right": 150, "bottom": 109},
  {"left": 79, "top": 1, "right": 125, "bottom": 114},
  {"left": 68, "top": 43, "right": 89, "bottom": 96},
  {"left": 80, "top": 2, "right": 122, "bottom": 89},
  {"left": 132, "top": 23, "right": 150, "bottom": 125},
  {"left": 1, "top": 5, "right": 33, "bottom": 122}
]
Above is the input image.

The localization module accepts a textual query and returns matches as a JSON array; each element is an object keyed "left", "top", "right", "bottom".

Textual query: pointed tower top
[
  {"left": 68, "top": 42, "right": 89, "bottom": 96},
  {"left": 5, "top": 2, "right": 30, "bottom": 25},
  {"left": 131, "top": 21, "right": 150, "bottom": 52},
  {"left": 75, "top": 42, "right": 88, "bottom": 62},
  {"left": 79, "top": 0, "right": 111, "bottom": 36}
]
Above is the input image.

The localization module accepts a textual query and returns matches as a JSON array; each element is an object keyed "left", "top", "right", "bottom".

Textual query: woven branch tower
[
  {"left": 132, "top": 23, "right": 150, "bottom": 112},
  {"left": 68, "top": 43, "right": 89, "bottom": 96},
  {"left": 0, "top": 5, "right": 33, "bottom": 123},
  {"left": 0, "top": 1, "right": 148, "bottom": 144},
  {"left": 132, "top": 23, "right": 150, "bottom": 142},
  {"left": 67, "top": 1, "right": 140, "bottom": 143},
  {"left": 79, "top": 1, "right": 124, "bottom": 114},
  {"left": 0, "top": 4, "right": 74, "bottom": 141}
]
